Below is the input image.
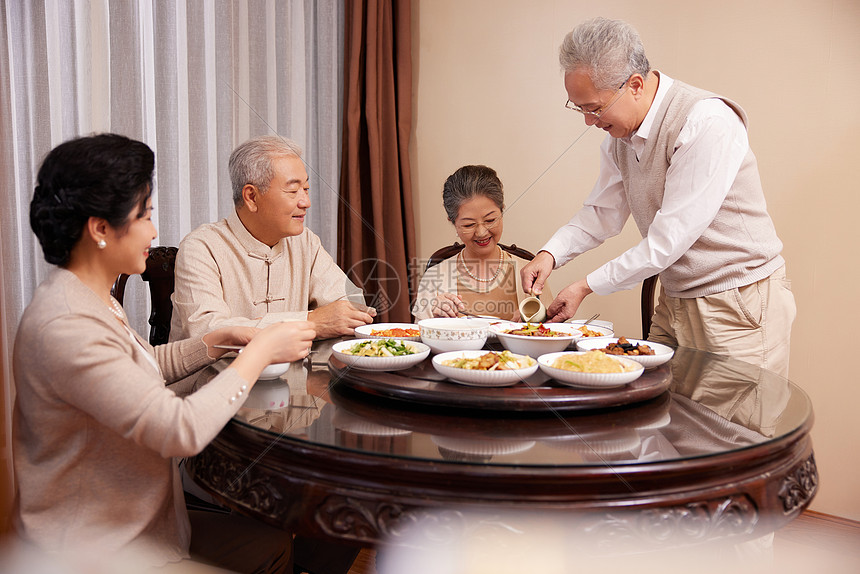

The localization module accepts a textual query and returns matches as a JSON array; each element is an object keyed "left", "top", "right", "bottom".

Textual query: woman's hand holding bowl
[{"left": 229, "top": 321, "right": 316, "bottom": 382}]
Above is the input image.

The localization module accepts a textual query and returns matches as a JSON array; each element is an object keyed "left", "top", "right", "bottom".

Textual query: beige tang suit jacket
[{"left": 170, "top": 210, "right": 361, "bottom": 341}]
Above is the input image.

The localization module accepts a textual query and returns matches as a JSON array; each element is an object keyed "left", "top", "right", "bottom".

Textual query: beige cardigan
[
  {"left": 170, "top": 210, "right": 362, "bottom": 341},
  {"left": 12, "top": 268, "right": 251, "bottom": 566}
]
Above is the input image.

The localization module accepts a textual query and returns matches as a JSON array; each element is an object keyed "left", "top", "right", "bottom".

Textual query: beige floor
[
  {"left": 348, "top": 511, "right": 860, "bottom": 574},
  {"left": 773, "top": 511, "right": 860, "bottom": 573}
]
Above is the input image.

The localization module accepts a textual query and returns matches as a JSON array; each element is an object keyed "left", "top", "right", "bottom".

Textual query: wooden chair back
[
  {"left": 640, "top": 275, "right": 659, "bottom": 339},
  {"left": 425, "top": 242, "right": 536, "bottom": 270},
  {"left": 111, "top": 246, "right": 178, "bottom": 345}
]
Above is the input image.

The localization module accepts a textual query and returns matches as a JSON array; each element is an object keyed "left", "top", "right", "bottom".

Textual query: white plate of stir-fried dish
[
  {"left": 432, "top": 350, "right": 538, "bottom": 387},
  {"left": 575, "top": 337, "right": 674, "bottom": 369},
  {"left": 332, "top": 338, "right": 430, "bottom": 371}
]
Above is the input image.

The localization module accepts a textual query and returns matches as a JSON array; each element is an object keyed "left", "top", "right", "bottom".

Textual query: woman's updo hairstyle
[
  {"left": 442, "top": 165, "right": 505, "bottom": 224},
  {"left": 30, "top": 133, "right": 155, "bottom": 266}
]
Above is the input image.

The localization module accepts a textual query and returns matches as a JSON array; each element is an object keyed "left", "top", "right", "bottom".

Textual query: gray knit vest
[{"left": 611, "top": 80, "right": 784, "bottom": 298}]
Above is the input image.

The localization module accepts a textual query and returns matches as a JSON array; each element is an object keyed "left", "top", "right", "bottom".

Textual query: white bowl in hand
[{"left": 258, "top": 362, "right": 291, "bottom": 380}]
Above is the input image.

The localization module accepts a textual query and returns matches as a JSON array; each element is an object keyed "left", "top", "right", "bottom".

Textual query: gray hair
[
  {"left": 559, "top": 17, "right": 650, "bottom": 92},
  {"left": 442, "top": 165, "right": 505, "bottom": 223},
  {"left": 229, "top": 135, "right": 303, "bottom": 206}
]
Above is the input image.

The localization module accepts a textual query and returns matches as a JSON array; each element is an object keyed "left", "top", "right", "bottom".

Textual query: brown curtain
[{"left": 338, "top": 0, "right": 416, "bottom": 323}]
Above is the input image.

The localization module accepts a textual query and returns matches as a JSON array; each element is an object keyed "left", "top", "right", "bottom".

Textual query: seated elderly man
[{"left": 170, "top": 135, "right": 375, "bottom": 341}]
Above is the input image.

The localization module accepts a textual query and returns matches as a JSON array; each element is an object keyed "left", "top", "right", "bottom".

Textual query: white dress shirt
[{"left": 542, "top": 73, "right": 751, "bottom": 296}]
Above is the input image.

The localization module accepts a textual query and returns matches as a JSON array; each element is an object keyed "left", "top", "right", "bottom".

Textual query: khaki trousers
[
  {"left": 648, "top": 266, "right": 796, "bottom": 379},
  {"left": 648, "top": 266, "right": 795, "bottom": 562}
]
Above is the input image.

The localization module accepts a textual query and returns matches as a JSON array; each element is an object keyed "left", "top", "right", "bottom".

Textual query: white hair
[
  {"left": 559, "top": 17, "right": 650, "bottom": 91},
  {"left": 229, "top": 135, "right": 303, "bottom": 206}
]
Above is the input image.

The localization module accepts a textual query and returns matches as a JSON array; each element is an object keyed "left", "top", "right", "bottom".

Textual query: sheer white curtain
[{"left": 0, "top": 0, "right": 343, "bottom": 508}]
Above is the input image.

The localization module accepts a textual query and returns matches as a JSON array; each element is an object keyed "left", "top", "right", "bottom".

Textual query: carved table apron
[{"left": 185, "top": 345, "right": 816, "bottom": 550}]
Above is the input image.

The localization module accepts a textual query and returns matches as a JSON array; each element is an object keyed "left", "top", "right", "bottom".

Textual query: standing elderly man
[
  {"left": 521, "top": 17, "right": 796, "bottom": 378},
  {"left": 170, "top": 135, "right": 375, "bottom": 342}
]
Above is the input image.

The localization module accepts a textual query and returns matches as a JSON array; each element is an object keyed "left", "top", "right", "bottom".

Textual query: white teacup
[{"left": 518, "top": 295, "right": 547, "bottom": 323}]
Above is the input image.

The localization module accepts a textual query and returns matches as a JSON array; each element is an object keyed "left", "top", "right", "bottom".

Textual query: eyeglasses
[
  {"left": 455, "top": 214, "right": 502, "bottom": 233},
  {"left": 564, "top": 74, "right": 633, "bottom": 119}
]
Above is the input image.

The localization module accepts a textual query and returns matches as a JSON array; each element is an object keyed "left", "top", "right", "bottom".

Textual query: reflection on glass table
[{"left": 185, "top": 340, "right": 816, "bottom": 553}]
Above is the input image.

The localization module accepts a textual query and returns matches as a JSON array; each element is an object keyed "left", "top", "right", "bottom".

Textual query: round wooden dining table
[{"left": 185, "top": 339, "right": 817, "bottom": 553}]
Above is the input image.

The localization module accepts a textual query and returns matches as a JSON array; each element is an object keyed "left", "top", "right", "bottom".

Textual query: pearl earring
[{"left": 97, "top": 239, "right": 107, "bottom": 249}]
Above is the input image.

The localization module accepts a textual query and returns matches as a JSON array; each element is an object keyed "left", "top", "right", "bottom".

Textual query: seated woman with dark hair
[
  {"left": 13, "top": 133, "right": 315, "bottom": 572},
  {"left": 412, "top": 165, "right": 552, "bottom": 321}
]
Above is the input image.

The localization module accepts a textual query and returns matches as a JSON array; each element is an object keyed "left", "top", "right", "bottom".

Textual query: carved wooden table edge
[{"left": 185, "top": 417, "right": 817, "bottom": 549}]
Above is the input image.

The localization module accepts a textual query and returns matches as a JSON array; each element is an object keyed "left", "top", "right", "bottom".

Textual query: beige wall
[{"left": 411, "top": 0, "right": 860, "bottom": 519}]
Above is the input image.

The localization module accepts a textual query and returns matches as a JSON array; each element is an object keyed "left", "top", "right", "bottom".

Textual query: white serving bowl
[
  {"left": 457, "top": 315, "right": 505, "bottom": 340},
  {"left": 354, "top": 322, "right": 421, "bottom": 341},
  {"left": 258, "top": 362, "right": 291, "bottom": 380},
  {"left": 331, "top": 339, "right": 431, "bottom": 371},
  {"left": 574, "top": 337, "right": 675, "bottom": 369},
  {"left": 537, "top": 351, "right": 644, "bottom": 388},
  {"left": 490, "top": 322, "right": 583, "bottom": 357},
  {"left": 418, "top": 317, "right": 488, "bottom": 354},
  {"left": 431, "top": 350, "right": 538, "bottom": 387}
]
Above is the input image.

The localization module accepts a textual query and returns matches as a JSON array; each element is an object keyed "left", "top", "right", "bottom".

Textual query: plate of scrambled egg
[{"left": 537, "top": 350, "right": 644, "bottom": 388}]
